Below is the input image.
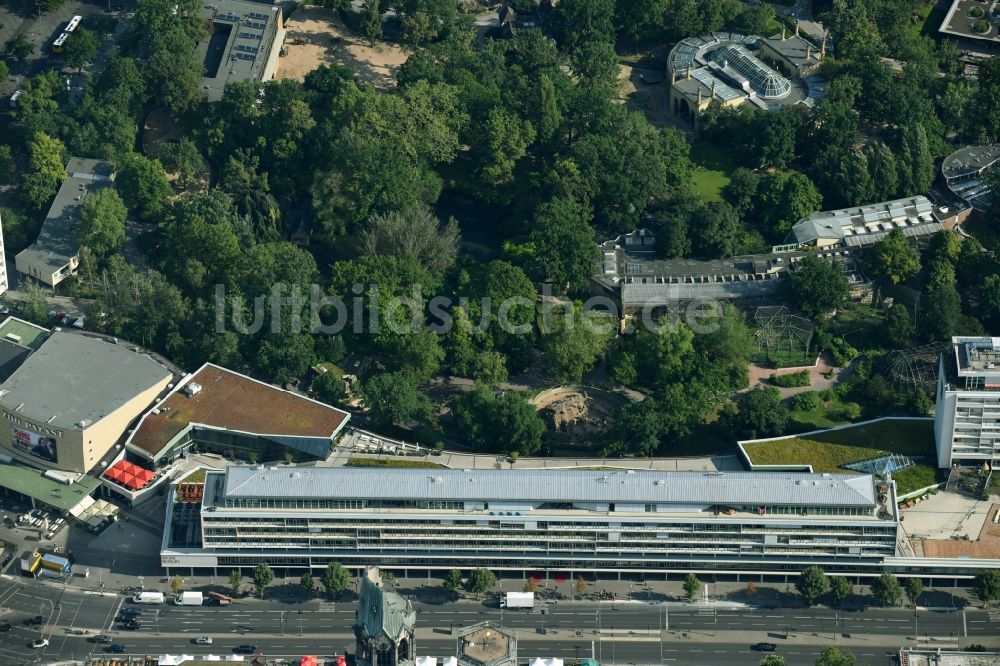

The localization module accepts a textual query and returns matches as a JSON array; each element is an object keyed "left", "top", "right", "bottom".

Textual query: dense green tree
[
  {"left": 22, "top": 132, "right": 66, "bottom": 209},
  {"left": 553, "top": 0, "right": 615, "bottom": 52},
  {"left": 443, "top": 569, "right": 463, "bottom": 597},
  {"left": 253, "top": 563, "right": 274, "bottom": 598},
  {"left": 870, "top": 572, "right": 902, "bottom": 607},
  {"left": 542, "top": 304, "right": 614, "bottom": 383},
  {"left": 731, "top": 386, "right": 788, "bottom": 439},
  {"left": 723, "top": 168, "right": 761, "bottom": 216},
  {"left": 465, "top": 568, "right": 497, "bottom": 597},
  {"left": 396, "top": 0, "right": 456, "bottom": 46},
  {"left": 0, "top": 145, "right": 13, "bottom": 184},
  {"left": 921, "top": 281, "right": 963, "bottom": 342},
  {"left": 757, "top": 110, "right": 800, "bottom": 170},
  {"left": 796, "top": 566, "right": 829, "bottom": 606},
  {"left": 453, "top": 387, "right": 545, "bottom": 456},
  {"left": 691, "top": 201, "right": 745, "bottom": 258},
  {"left": 866, "top": 143, "right": 899, "bottom": 202},
  {"left": 830, "top": 576, "right": 852, "bottom": 607},
  {"left": 228, "top": 570, "right": 242, "bottom": 595},
  {"left": 683, "top": 573, "right": 700, "bottom": 602},
  {"left": 360, "top": 0, "right": 383, "bottom": 46},
  {"left": 362, "top": 370, "right": 435, "bottom": 430},
  {"left": 755, "top": 171, "right": 822, "bottom": 240},
  {"left": 300, "top": 572, "right": 315, "bottom": 596},
  {"left": 312, "top": 371, "right": 346, "bottom": 406},
  {"left": 359, "top": 206, "right": 459, "bottom": 277},
  {"left": 869, "top": 229, "right": 920, "bottom": 285},
  {"left": 604, "top": 397, "right": 664, "bottom": 456},
  {"left": 79, "top": 189, "right": 127, "bottom": 262},
  {"left": 897, "top": 122, "right": 934, "bottom": 196},
  {"left": 4, "top": 34, "right": 34, "bottom": 62},
  {"left": 116, "top": 153, "right": 173, "bottom": 223},
  {"left": 786, "top": 256, "right": 849, "bottom": 317},
  {"left": 904, "top": 578, "right": 923, "bottom": 607},
  {"left": 884, "top": 303, "right": 914, "bottom": 347},
  {"left": 321, "top": 562, "right": 351, "bottom": 598},
  {"left": 529, "top": 196, "right": 597, "bottom": 289},
  {"left": 63, "top": 27, "right": 101, "bottom": 70},
  {"left": 973, "top": 569, "right": 1000, "bottom": 606},
  {"left": 159, "top": 139, "right": 207, "bottom": 189},
  {"left": 476, "top": 106, "right": 535, "bottom": 188},
  {"left": 814, "top": 647, "right": 858, "bottom": 666}
]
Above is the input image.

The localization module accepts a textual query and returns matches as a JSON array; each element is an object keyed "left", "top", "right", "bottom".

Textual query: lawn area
[
  {"left": 892, "top": 463, "right": 941, "bottom": 496},
  {"left": 741, "top": 418, "right": 934, "bottom": 473},
  {"left": 911, "top": 1, "right": 947, "bottom": 39},
  {"left": 787, "top": 404, "right": 850, "bottom": 431},
  {"left": 690, "top": 141, "right": 736, "bottom": 203},
  {"left": 751, "top": 348, "right": 817, "bottom": 368},
  {"left": 180, "top": 468, "right": 207, "bottom": 483},
  {"left": 346, "top": 457, "right": 447, "bottom": 468}
]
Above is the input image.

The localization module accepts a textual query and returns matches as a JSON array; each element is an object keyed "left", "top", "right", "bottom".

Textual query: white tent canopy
[
  {"left": 416, "top": 658, "right": 439, "bottom": 666},
  {"left": 443, "top": 658, "right": 458, "bottom": 666},
  {"left": 529, "top": 659, "right": 564, "bottom": 666}
]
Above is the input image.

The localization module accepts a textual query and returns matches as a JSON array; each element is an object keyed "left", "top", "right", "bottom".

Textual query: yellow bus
[{"left": 52, "top": 32, "right": 69, "bottom": 53}]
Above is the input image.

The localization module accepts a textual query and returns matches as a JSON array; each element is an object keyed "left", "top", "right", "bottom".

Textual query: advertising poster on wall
[{"left": 11, "top": 425, "right": 58, "bottom": 463}]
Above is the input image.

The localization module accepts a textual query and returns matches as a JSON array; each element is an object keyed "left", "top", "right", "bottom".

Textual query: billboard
[{"left": 11, "top": 425, "right": 58, "bottom": 463}]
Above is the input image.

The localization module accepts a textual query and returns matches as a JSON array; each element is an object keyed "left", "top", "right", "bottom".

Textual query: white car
[
  {"left": 32, "top": 638, "right": 49, "bottom": 649},
  {"left": 195, "top": 636, "right": 213, "bottom": 645}
]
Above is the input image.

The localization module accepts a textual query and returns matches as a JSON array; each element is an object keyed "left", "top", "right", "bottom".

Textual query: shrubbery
[{"left": 771, "top": 370, "right": 811, "bottom": 387}]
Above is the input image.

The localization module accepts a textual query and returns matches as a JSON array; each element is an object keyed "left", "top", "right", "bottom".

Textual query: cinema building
[{"left": 162, "top": 466, "right": 905, "bottom": 579}]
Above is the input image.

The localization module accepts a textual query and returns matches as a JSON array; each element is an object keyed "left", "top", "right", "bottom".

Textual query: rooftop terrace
[{"left": 127, "top": 363, "right": 350, "bottom": 458}]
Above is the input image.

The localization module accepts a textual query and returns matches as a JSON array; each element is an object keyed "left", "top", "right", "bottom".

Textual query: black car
[
  {"left": 119, "top": 621, "right": 141, "bottom": 631},
  {"left": 752, "top": 643, "right": 778, "bottom": 652},
  {"left": 234, "top": 645, "right": 259, "bottom": 655},
  {"left": 92, "top": 634, "right": 113, "bottom": 644},
  {"left": 0, "top": 622, "right": 11, "bottom": 633},
  {"left": 105, "top": 644, "right": 127, "bottom": 654},
  {"left": 119, "top": 609, "right": 141, "bottom": 618},
  {"left": 23, "top": 615, "right": 44, "bottom": 626}
]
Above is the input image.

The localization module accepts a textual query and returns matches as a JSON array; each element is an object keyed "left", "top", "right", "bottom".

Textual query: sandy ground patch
[
  {"left": 277, "top": 6, "right": 407, "bottom": 88},
  {"left": 618, "top": 64, "right": 674, "bottom": 129}
]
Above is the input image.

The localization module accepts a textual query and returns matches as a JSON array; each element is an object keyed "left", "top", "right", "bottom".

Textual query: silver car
[{"left": 195, "top": 636, "right": 213, "bottom": 645}]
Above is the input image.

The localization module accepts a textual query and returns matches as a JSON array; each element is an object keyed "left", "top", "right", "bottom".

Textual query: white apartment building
[
  {"left": 935, "top": 336, "right": 1000, "bottom": 468},
  {"left": 162, "top": 467, "right": 901, "bottom": 578}
]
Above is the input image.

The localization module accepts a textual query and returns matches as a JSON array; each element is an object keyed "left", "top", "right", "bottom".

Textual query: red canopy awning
[
  {"left": 300, "top": 657, "right": 318, "bottom": 666},
  {"left": 104, "top": 460, "right": 155, "bottom": 490}
]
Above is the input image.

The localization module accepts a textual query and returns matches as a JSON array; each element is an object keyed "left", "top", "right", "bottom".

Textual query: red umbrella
[{"left": 300, "top": 657, "right": 317, "bottom": 666}]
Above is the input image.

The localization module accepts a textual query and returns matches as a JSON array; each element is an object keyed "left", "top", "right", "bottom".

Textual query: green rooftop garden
[{"left": 741, "top": 418, "right": 934, "bottom": 473}]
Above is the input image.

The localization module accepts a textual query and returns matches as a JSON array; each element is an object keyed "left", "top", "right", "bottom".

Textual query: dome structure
[{"left": 710, "top": 44, "right": 791, "bottom": 99}]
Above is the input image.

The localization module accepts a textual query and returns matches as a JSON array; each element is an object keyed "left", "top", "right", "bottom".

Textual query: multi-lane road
[{"left": 1, "top": 577, "right": 998, "bottom": 665}]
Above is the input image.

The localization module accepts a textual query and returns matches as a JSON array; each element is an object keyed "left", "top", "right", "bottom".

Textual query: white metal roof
[{"left": 217, "top": 467, "right": 878, "bottom": 507}]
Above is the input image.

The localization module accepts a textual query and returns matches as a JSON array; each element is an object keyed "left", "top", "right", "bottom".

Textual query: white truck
[
  {"left": 174, "top": 591, "right": 203, "bottom": 606},
  {"left": 133, "top": 591, "right": 165, "bottom": 604},
  {"left": 500, "top": 591, "right": 534, "bottom": 609}
]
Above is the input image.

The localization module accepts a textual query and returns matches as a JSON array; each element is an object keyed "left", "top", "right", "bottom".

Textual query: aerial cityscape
[{"left": 0, "top": 0, "right": 999, "bottom": 664}]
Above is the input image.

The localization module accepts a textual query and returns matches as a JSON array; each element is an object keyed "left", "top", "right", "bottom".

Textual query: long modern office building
[
  {"left": 935, "top": 336, "right": 1000, "bottom": 468},
  {"left": 162, "top": 466, "right": 902, "bottom": 578}
]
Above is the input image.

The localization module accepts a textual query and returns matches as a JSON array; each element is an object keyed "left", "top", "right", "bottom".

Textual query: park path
[{"left": 746, "top": 351, "right": 851, "bottom": 399}]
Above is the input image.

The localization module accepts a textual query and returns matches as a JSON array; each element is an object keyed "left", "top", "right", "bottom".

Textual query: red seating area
[{"left": 104, "top": 460, "right": 155, "bottom": 490}]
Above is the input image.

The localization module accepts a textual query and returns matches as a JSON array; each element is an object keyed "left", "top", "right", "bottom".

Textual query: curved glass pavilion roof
[{"left": 710, "top": 44, "right": 791, "bottom": 99}]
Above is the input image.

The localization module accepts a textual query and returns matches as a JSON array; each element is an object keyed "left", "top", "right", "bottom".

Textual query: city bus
[
  {"left": 65, "top": 15, "right": 82, "bottom": 33},
  {"left": 51, "top": 32, "right": 69, "bottom": 53}
]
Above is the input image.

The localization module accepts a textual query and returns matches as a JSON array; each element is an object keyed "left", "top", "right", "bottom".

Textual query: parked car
[
  {"left": 234, "top": 645, "right": 259, "bottom": 655},
  {"left": 0, "top": 305, "right": 9, "bottom": 315},
  {"left": 752, "top": 643, "right": 777, "bottom": 652},
  {"left": 195, "top": 636, "right": 213, "bottom": 645},
  {"left": 9, "top": 90, "right": 23, "bottom": 108},
  {"left": 105, "top": 644, "right": 127, "bottom": 654},
  {"left": 119, "top": 621, "right": 140, "bottom": 631},
  {"left": 92, "top": 634, "right": 113, "bottom": 644},
  {"left": 24, "top": 615, "right": 44, "bottom": 626},
  {"left": 0, "top": 622, "right": 11, "bottom": 633},
  {"left": 32, "top": 638, "right": 49, "bottom": 649}
]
